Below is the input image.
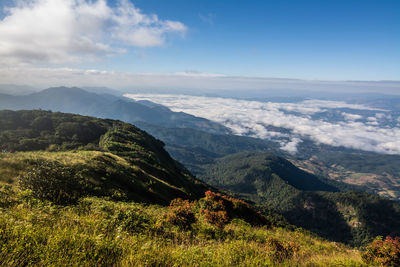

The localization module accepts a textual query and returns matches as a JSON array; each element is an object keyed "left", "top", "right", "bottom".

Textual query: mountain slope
[
  {"left": 199, "top": 152, "right": 400, "bottom": 245},
  {"left": 135, "top": 122, "right": 284, "bottom": 174},
  {"left": 137, "top": 122, "right": 400, "bottom": 200},
  {"left": 201, "top": 152, "right": 338, "bottom": 196},
  {"left": 0, "top": 110, "right": 209, "bottom": 204},
  {"left": 293, "top": 151, "right": 400, "bottom": 200}
]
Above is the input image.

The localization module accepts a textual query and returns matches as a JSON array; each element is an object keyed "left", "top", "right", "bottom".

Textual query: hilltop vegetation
[{"left": 0, "top": 110, "right": 208, "bottom": 204}]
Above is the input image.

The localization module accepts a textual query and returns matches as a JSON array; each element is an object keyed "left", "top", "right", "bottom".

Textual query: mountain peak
[{"left": 39, "top": 86, "right": 89, "bottom": 95}]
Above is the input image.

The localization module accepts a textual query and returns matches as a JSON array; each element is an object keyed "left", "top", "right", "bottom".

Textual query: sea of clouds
[{"left": 125, "top": 94, "right": 400, "bottom": 155}]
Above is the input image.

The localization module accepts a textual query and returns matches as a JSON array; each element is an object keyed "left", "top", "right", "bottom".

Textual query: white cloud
[
  {"left": 302, "top": 100, "right": 385, "bottom": 111},
  {"left": 342, "top": 112, "right": 362, "bottom": 121},
  {"left": 125, "top": 94, "right": 400, "bottom": 155},
  {"left": 0, "top": 0, "right": 186, "bottom": 64},
  {"left": 174, "top": 71, "right": 225, "bottom": 77},
  {"left": 280, "top": 138, "right": 302, "bottom": 154}
]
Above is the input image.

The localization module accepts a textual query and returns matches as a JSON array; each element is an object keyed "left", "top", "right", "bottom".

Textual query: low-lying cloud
[
  {"left": 0, "top": 0, "right": 186, "bottom": 64},
  {"left": 125, "top": 94, "right": 400, "bottom": 155}
]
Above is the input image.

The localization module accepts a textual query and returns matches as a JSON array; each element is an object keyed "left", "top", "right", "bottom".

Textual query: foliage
[
  {"left": 199, "top": 191, "right": 268, "bottom": 229},
  {"left": 166, "top": 198, "right": 196, "bottom": 230},
  {"left": 19, "top": 160, "right": 87, "bottom": 205},
  {"left": 112, "top": 209, "right": 151, "bottom": 233},
  {"left": 362, "top": 236, "right": 400, "bottom": 266},
  {"left": 0, "top": 110, "right": 108, "bottom": 152},
  {"left": 200, "top": 191, "right": 230, "bottom": 229}
]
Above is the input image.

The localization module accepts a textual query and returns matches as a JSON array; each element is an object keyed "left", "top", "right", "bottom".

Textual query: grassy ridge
[
  {"left": 0, "top": 110, "right": 209, "bottom": 204},
  {"left": 0, "top": 151, "right": 194, "bottom": 204},
  {"left": 0, "top": 185, "right": 364, "bottom": 266}
]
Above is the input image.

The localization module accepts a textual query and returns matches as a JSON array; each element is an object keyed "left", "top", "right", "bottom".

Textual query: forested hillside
[
  {"left": 137, "top": 122, "right": 400, "bottom": 201},
  {"left": 200, "top": 152, "right": 400, "bottom": 246}
]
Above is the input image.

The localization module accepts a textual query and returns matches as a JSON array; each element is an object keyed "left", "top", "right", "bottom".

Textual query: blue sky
[
  {"left": 99, "top": 0, "right": 400, "bottom": 80},
  {"left": 0, "top": 0, "right": 399, "bottom": 91}
]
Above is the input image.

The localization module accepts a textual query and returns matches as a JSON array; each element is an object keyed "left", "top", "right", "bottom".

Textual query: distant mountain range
[
  {"left": 0, "top": 84, "right": 37, "bottom": 95},
  {"left": 0, "top": 86, "right": 229, "bottom": 134}
]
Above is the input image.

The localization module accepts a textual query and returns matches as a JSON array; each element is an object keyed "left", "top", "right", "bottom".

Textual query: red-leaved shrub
[
  {"left": 362, "top": 236, "right": 400, "bottom": 266},
  {"left": 166, "top": 198, "right": 196, "bottom": 230}
]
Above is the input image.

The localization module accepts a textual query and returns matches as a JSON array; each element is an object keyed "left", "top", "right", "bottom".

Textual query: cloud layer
[
  {"left": 125, "top": 94, "right": 400, "bottom": 155},
  {"left": 1, "top": 66, "right": 399, "bottom": 95},
  {"left": 0, "top": 0, "right": 186, "bottom": 64}
]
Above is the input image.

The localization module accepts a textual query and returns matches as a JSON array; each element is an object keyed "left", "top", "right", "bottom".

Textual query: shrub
[
  {"left": 202, "top": 209, "right": 229, "bottom": 229},
  {"left": 18, "top": 161, "right": 87, "bottom": 205},
  {"left": 0, "top": 184, "right": 18, "bottom": 208},
  {"left": 113, "top": 209, "right": 150, "bottom": 233},
  {"left": 166, "top": 198, "right": 196, "bottom": 230},
  {"left": 362, "top": 236, "right": 400, "bottom": 266},
  {"left": 265, "top": 237, "right": 298, "bottom": 262},
  {"left": 199, "top": 191, "right": 268, "bottom": 228}
]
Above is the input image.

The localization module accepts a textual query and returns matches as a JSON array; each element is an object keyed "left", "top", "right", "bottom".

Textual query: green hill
[
  {"left": 199, "top": 152, "right": 400, "bottom": 246},
  {"left": 0, "top": 110, "right": 208, "bottom": 204}
]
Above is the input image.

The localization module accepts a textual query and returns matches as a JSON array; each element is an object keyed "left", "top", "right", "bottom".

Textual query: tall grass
[{"left": 0, "top": 185, "right": 365, "bottom": 266}]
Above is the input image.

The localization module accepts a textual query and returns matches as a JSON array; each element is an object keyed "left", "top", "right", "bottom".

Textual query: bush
[
  {"left": 113, "top": 209, "right": 150, "bottom": 233},
  {"left": 18, "top": 161, "right": 87, "bottom": 205},
  {"left": 0, "top": 184, "right": 18, "bottom": 208},
  {"left": 265, "top": 237, "right": 299, "bottom": 263},
  {"left": 199, "top": 191, "right": 268, "bottom": 229},
  {"left": 362, "top": 236, "right": 400, "bottom": 266},
  {"left": 202, "top": 209, "right": 229, "bottom": 229},
  {"left": 166, "top": 198, "right": 196, "bottom": 230}
]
